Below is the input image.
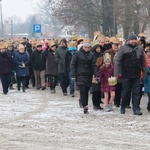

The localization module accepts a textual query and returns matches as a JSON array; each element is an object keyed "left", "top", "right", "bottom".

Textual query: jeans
[
  {"left": 79, "top": 85, "right": 90, "bottom": 108},
  {"left": 59, "top": 73, "right": 68, "bottom": 93},
  {"left": 147, "top": 93, "right": 150, "bottom": 111},
  {"left": 68, "top": 72, "right": 74, "bottom": 95},
  {"left": 48, "top": 75, "right": 58, "bottom": 90},
  {"left": 0, "top": 73, "right": 11, "bottom": 94},
  {"left": 121, "top": 78, "right": 141, "bottom": 113}
]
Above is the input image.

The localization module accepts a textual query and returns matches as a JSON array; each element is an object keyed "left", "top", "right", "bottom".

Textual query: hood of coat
[{"left": 92, "top": 44, "right": 103, "bottom": 57}]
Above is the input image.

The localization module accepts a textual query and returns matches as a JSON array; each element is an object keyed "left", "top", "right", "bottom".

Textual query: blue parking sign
[{"left": 33, "top": 24, "right": 42, "bottom": 33}]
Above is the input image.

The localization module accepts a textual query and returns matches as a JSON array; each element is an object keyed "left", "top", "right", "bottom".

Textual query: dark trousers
[
  {"left": 114, "top": 83, "right": 122, "bottom": 106},
  {"left": 121, "top": 78, "right": 140, "bottom": 112},
  {"left": 17, "top": 76, "right": 27, "bottom": 91},
  {"left": 9, "top": 71, "right": 17, "bottom": 88},
  {"left": 0, "top": 73, "right": 11, "bottom": 94},
  {"left": 59, "top": 73, "right": 68, "bottom": 93},
  {"left": 124, "top": 84, "right": 142, "bottom": 107},
  {"left": 79, "top": 85, "right": 90, "bottom": 108},
  {"left": 48, "top": 75, "right": 58, "bottom": 90},
  {"left": 26, "top": 68, "right": 35, "bottom": 88},
  {"left": 92, "top": 91, "right": 101, "bottom": 107}
]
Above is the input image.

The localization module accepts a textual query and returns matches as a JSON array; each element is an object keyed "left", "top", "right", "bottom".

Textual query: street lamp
[{"left": 0, "top": 0, "right": 4, "bottom": 38}]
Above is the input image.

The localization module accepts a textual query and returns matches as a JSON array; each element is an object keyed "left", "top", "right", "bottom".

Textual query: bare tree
[{"left": 39, "top": 0, "right": 150, "bottom": 38}]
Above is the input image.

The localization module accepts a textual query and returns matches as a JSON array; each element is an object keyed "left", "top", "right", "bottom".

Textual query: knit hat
[
  {"left": 82, "top": 38, "right": 91, "bottom": 47},
  {"left": 60, "top": 38, "right": 67, "bottom": 44},
  {"left": 103, "top": 53, "right": 111, "bottom": 63},
  {"left": 128, "top": 34, "right": 137, "bottom": 41}
]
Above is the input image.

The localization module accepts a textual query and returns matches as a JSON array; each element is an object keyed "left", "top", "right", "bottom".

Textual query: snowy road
[{"left": 0, "top": 85, "right": 150, "bottom": 150}]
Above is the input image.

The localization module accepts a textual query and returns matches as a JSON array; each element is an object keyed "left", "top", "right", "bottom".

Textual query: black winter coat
[
  {"left": 91, "top": 45, "right": 103, "bottom": 92},
  {"left": 31, "top": 50, "right": 45, "bottom": 71},
  {"left": 71, "top": 48, "right": 97, "bottom": 87},
  {"left": 0, "top": 51, "right": 14, "bottom": 74},
  {"left": 42, "top": 49, "right": 58, "bottom": 76},
  {"left": 114, "top": 43, "right": 146, "bottom": 78}
]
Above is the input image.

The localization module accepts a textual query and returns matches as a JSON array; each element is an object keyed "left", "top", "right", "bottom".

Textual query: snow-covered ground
[{"left": 0, "top": 85, "right": 150, "bottom": 150}]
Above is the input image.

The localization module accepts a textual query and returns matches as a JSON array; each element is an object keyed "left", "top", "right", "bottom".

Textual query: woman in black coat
[
  {"left": 71, "top": 43, "right": 98, "bottom": 114},
  {"left": 91, "top": 44, "right": 103, "bottom": 110},
  {"left": 42, "top": 41, "right": 58, "bottom": 93},
  {"left": 0, "top": 44, "right": 14, "bottom": 94}
]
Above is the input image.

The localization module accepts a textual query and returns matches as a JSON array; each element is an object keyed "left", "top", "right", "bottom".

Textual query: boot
[
  {"left": 79, "top": 99, "right": 83, "bottom": 108},
  {"left": 22, "top": 80, "right": 26, "bottom": 92},
  {"left": 17, "top": 82, "right": 21, "bottom": 91},
  {"left": 83, "top": 106, "right": 89, "bottom": 114}
]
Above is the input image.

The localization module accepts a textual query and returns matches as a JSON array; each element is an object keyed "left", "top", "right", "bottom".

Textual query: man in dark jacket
[
  {"left": 71, "top": 41, "right": 98, "bottom": 114},
  {"left": 0, "top": 44, "right": 14, "bottom": 94},
  {"left": 114, "top": 34, "right": 147, "bottom": 115},
  {"left": 31, "top": 43, "right": 46, "bottom": 90},
  {"left": 54, "top": 38, "right": 68, "bottom": 96}
]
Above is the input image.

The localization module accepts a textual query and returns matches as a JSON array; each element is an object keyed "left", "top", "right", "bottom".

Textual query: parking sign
[{"left": 33, "top": 24, "right": 42, "bottom": 33}]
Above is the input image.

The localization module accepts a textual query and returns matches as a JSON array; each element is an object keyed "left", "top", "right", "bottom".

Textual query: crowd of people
[{"left": 0, "top": 32, "right": 150, "bottom": 115}]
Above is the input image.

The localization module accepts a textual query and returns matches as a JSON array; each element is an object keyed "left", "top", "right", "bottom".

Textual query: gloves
[{"left": 22, "top": 63, "right": 25, "bottom": 68}]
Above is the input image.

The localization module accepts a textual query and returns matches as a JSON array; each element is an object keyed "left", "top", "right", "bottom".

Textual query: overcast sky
[{"left": 1, "top": 0, "right": 39, "bottom": 21}]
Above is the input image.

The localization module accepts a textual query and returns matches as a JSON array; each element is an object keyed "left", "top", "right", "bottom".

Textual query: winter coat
[
  {"left": 54, "top": 46, "right": 68, "bottom": 74},
  {"left": 31, "top": 50, "right": 45, "bottom": 71},
  {"left": 99, "top": 64, "right": 115, "bottom": 92},
  {"left": 7, "top": 49, "right": 15, "bottom": 59},
  {"left": 91, "top": 44, "right": 103, "bottom": 92},
  {"left": 42, "top": 49, "right": 58, "bottom": 76},
  {"left": 71, "top": 48, "right": 98, "bottom": 87},
  {"left": 26, "top": 43, "right": 33, "bottom": 58},
  {"left": 0, "top": 51, "right": 14, "bottom": 74},
  {"left": 114, "top": 43, "right": 147, "bottom": 79},
  {"left": 101, "top": 46, "right": 107, "bottom": 55},
  {"left": 104, "top": 44, "right": 112, "bottom": 51},
  {"left": 15, "top": 51, "right": 29, "bottom": 77}
]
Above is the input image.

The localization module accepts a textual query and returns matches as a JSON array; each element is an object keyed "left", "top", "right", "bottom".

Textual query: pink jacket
[{"left": 99, "top": 64, "right": 115, "bottom": 92}]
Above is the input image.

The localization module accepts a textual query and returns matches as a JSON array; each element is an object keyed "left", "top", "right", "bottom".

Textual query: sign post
[{"left": 32, "top": 24, "right": 42, "bottom": 38}]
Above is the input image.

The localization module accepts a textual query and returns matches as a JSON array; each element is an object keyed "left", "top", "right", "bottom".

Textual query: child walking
[{"left": 99, "top": 53, "right": 115, "bottom": 112}]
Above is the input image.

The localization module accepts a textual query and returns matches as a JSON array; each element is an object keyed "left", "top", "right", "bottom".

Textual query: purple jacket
[
  {"left": 99, "top": 64, "right": 115, "bottom": 92},
  {"left": 0, "top": 51, "right": 14, "bottom": 74}
]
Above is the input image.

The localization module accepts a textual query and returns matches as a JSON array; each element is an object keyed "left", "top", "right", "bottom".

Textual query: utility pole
[
  {"left": 0, "top": 0, "right": 4, "bottom": 38},
  {"left": 11, "top": 19, "right": 13, "bottom": 38}
]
